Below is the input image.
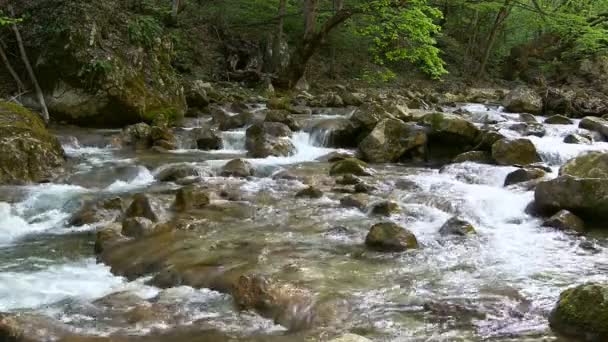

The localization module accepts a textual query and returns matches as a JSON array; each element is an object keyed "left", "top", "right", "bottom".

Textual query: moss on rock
[
  {"left": 0, "top": 102, "right": 65, "bottom": 184},
  {"left": 549, "top": 283, "right": 608, "bottom": 340}
]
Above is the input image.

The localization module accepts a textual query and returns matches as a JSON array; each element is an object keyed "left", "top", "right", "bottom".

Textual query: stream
[{"left": 1, "top": 103, "right": 608, "bottom": 341}]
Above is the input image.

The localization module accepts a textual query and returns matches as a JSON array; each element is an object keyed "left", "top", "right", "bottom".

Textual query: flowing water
[{"left": 1, "top": 105, "right": 608, "bottom": 341}]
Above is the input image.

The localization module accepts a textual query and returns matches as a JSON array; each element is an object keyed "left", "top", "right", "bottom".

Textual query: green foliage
[
  {"left": 78, "top": 58, "right": 114, "bottom": 87},
  {"left": 128, "top": 15, "right": 163, "bottom": 48},
  {"left": 358, "top": 0, "right": 447, "bottom": 79},
  {"left": 0, "top": 10, "right": 21, "bottom": 26}
]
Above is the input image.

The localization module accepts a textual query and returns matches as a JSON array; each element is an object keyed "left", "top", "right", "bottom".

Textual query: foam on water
[
  {"left": 105, "top": 165, "right": 155, "bottom": 192},
  {"left": 0, "top": 258, "right": 158, "bottom": 311},
  {"left": 250, "top": 132, "right": 342, "bottom": 166}
]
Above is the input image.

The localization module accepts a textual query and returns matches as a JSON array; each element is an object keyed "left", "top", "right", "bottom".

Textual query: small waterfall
[
  {"left": 221, "top": 130, "right": 247, "bottom": 152},
  {"left": 309, "top": 128, "right": 333, "bottom": 147}
]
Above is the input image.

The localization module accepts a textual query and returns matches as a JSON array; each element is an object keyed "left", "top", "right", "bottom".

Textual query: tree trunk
[
  {"left": 9, "top": 5, "right": 49, "bottom": 124},
  {"left": 0, "top": 39, "right": 25, "bottom": 92},
  {"left": 477, "top": 0, "right": 513, "bottom": 77},
  {"left": 304, "top": 0, "right": 318, "bottom": 39},
  {"left": 171, "top": 0, "right": 181, "bottom": 22},
  {"left": 328, "top": 0, "right": 344, "bottom": 78},
  {"left": 270, "top": 0, "right": 287, "bottom": 72},
  {"left": 275, "top": 8, "right": 354, "bottom": 89}
]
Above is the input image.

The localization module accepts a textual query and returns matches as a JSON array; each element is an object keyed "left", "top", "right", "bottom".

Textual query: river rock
[
  {"left": 560, "top": 152, "right": 608, "bottom": 179},
  {"left": 296, "top": 186, "right": 323, "bottom": 199},
  {"left": 190, "top": 127, "right": 222, "bottom": 150},
  {"left": 579, "top": 116, "right": 608, "bottom": 139},
  {"left": 174, "top": 186, "right": 211, "bottom": 212},
  {"left": 359, "top": 119, "right": 427, "bottom": 163},
  {"left": 545, "top": 115, "right": 573, "bottom": 125},
  {"left": 474, "top": 130, "right": 507, "bottom": 151},
  {"left": 0, "top": 102, "right": 65, "bottom": 184},
  {"left": 518, "top": 113, "right": 538, "bottom": 123},
  {"left": 68, "top": 197, "right": 124, "bottom": 226},
  {"left": 125, "top": 193, "right": 159, "bottom": 222},
  {"left": 365, "top": 222, "right": 418, "bottom": 252},
  {"left": 508, "top": 123, "right": 546, "bottom": 137},
  {"left": 264, "top": 109, "right": 300, "bottom": 131},
  {"left": 492, "top": 138, "right": 541, "bottom": 165},
  {"left": 535, "top": 176, "right": 608, "bottom": 220},
  {"left": 542, "top": 210, "right": 585, "bottom": 233},
  {"left": 336, "top": 174, "right": 362, "bottom": 185},
  {"left": 221, "top": 159, "right": 254, "bottom": 178},
  {"left": 310, "top": 118, "right": 358, "bottom": 148},
  {"left": 504, "top": 87, "right": 542, "bottom": 114},
  {"left": 549, "top": 283, "right": 608, "bottom": 341},
  {"left": 329, "top": 158, "right": 372, "bottom": 176},
  {"left": 156, "top": 164, "right": 200, "bottom": 182},
  {"left": 122, "top": 217, "right": 155, "bottom": 238},
  {"left": 419, "top": 112, "right": 481, "bottom": 160},
  {"left": 564, "top": 133, "right": 592, "bottom": 145},
  {"left": 453, "top": 151, "right": 494, "bottom": 164},
  {"left": 354, "top": 182, "right": 375, "bottom": 193},
  {"left": 504, "top": 168, "right": 546, "bottom": 186},
  {"left": 370, "top": 201, "right": 400, "bottom": 216},
  {"left": 340, "top": 194, "right": 369, "bottom": 210},
  {"left": 215, "top": 109, "right": 255, "bottom": 131},
  {"left": 350, "top": 102, "right": 395, "bottom": 131},
  {"left": 245, "top": 122, "right": 295, "bottom": 158},
  {"left": 439, "top": 216, "right": 476, "bottom": 236},
  {"left": 185, "top": 80, "right": 210, "bottom": 109},
  {"left": 419, "top": 112, "right": 480, "bottom": 144}
]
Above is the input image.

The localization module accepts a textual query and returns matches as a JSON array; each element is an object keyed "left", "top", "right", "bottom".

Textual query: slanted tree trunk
[
  {"left": 0, "top": 39, "right": 25, "bottom": 92},
  {"left": 8, "top": 5, "right": 49, "bottom": 124},
  {"left": 477, "top": 0, "right": 513, "bottom": 77},
  {"left": 275, "top": 5, "right": 354, "bottom": 89}
]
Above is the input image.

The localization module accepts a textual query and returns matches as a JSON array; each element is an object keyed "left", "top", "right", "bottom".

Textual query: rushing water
[{"left": 1, "top": 106, "right": 608, "bottom": 340}]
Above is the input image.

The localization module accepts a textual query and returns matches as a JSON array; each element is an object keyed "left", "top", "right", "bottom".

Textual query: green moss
[
  {"left": 329, "top": 158, "right": 371, "bottom": 176},
  {"left": 551, "top": 283, "right": 608, "bottom": 338},
  {"left": 0, "top": 102, "right": 49, "bottom": 138},
  {"left": 143, "top": 107, "right": 180, "bottom": 126}
]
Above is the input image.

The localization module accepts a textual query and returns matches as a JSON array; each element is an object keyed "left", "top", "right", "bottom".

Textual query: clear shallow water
[{"left": 1, "top": 108, "right": 607, "bottom": 340}]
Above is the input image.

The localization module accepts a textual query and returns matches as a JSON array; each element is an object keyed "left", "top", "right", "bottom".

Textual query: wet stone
[
  {"left": 340, "top": 194, "right": 369, "bottom": 210},
  {"left": 122, "top": 217, "right": 155, "bottom": 238},
  {"left": 365, "top": 222, "right": 418, "bottom": 252},
  {"left": 370, "top": 201, "right": 400, "bottom": 216},
  {"left": 504, "top": 168, "right": 546, "bottom": 187},
  {"left": 439, "top": 216, "right": 476, "bottom": 236},
  {"left": 296, "top": 186, "right": 324, "bottom": 199},
  {"left": 125, "top": 193, "right": 159, "bottom": 222}
]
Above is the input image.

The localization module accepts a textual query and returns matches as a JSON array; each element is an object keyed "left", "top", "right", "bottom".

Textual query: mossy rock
[
  {"left": 492, "top": 138, "right": 541, "bottom": 166},
  {"left": 549, "top": 283, "right": 608, "bottom": 340},
  {"left": 329, "top": 158, "right": 371, "bottom": 176},
  {"left": 19, "top": 0, "right": 186, "bottom": 127},
  {"left": 365, "top": 222, "right": 418, "bottom": 252},
  {"left": 0, "top": 102, "right": 65, "bottom": 184},
  {"left": 560, "top": 152, "right": 608, "bottom": 179},
  {"left": 535, "top": 176, "right": 608, "bottom": 221}
]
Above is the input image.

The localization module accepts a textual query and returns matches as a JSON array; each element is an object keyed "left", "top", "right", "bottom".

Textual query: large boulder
[
  {"left": 358, "top": 119, "right": 427, "bottom": 163},
  {"left": 503, "top": 87, "right": 542, "bottom": 114},
  {"left": 245, "top": 122, "right": 295, "bottom": 158},
  {"left": 365, "top": 222, "right": 418, "bottom": 252},
  {"left": 189, "top": 127, "right": 222, "bottom": 150},
  {"left": 579, "top": 117, "right": 608, "bottom": 139},
  {"left": 0, "top": 102, "right": 65, "bottom": 184},
  {"left": 560, "top": 152, "right": 608, "bottom": 179},
  {"left": 535, "top": 176, "right": 608, "bottom": 220},
  {"left": 184, "top": 80, "right": 210, "bottom": 109},
  {"left": 18, "top": 1, "right": 186, "bottom": 126},
  {"left": 264, "top": 109, "right": 300, "bottom": 131},
  {"left": 174, "top": 185, "right": 211, "bottom": 212},
  {"left": 492, "top": 138, "right": 541, "bottom": 165},
  {"left": 549, "top": 283, "right": 608, "bottom": 340},
  {"left": 350, "top": 102, "right": 395, "bottom": 131},
  {"left": 419, "top": 112, "right": 480, "bottom": 160}
]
